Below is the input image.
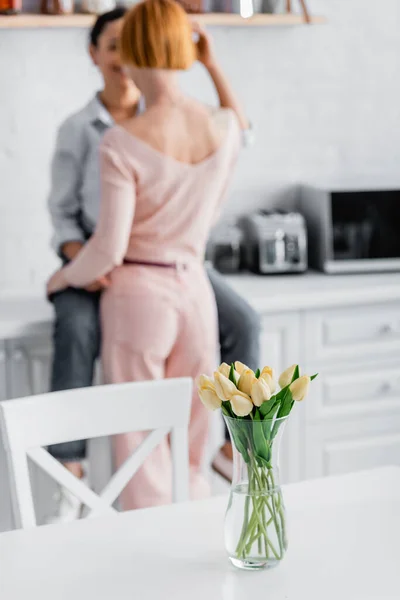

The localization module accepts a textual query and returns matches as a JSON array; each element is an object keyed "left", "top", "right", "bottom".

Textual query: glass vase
[{"left": 224, "top": 415, "right": 288, "bottom": 570}]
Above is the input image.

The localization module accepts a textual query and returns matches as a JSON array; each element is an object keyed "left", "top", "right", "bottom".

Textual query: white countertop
[
  {"left": 0, "top": 295, "right": 53, "bottom": 340},
  {"left": 225, "top": 270, "right": 400, "bottom": 313},
  {"left": 1, "top": 270, "right": 400, "bottom": 339},
  {"left": 1, "top": 467, "right": 399, "bottom": 600}
]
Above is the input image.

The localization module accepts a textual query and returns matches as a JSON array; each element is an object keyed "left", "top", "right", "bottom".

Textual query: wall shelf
[{"left": 0, "top": 13, "right": 326, "bottom": 29}]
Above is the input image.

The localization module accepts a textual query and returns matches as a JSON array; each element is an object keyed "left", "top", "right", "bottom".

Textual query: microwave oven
[{"left": 298, "top": 187, "right": 400, "bottom": 274}]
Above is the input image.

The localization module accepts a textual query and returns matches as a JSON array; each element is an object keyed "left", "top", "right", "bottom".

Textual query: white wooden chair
[{"left": 0, "top": 378, "right": 192, "bottom": 529}]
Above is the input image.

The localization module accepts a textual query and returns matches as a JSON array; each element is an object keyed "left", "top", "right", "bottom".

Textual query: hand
[
  {"left": 47, "top": 269, "right": 68, "bottom": 296},
  {"left": 84, "top": 275, "right": 111, "bottom": 293},
  {"left": 60, "top": 241, "right": 84, "bottom": 261},
  {"left": 192, "top": 21, "right": 217, "bottom": 69}
]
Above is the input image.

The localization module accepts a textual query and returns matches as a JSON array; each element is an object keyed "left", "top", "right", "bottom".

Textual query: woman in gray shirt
[{"left": 47, "top": 7, "right": 260, "bottom": 521}]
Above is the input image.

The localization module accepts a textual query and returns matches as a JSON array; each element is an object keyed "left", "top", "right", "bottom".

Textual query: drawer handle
[{"left": 378, "top": 324, "right": 394, "bottom": 336}]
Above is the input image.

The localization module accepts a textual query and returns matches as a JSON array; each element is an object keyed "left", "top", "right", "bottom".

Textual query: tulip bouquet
[{"left": 198, "top": 362, "right": 317, "bottom": 569}]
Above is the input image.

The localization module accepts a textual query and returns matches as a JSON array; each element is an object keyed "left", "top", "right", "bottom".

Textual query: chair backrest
[{"left": 0, "top": 378, "right": 192, "bottom": 529}]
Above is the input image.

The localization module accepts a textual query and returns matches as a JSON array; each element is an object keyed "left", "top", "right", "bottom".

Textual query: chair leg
[{"left": 298, "top": 0, "right": 311, "bottom": 23}]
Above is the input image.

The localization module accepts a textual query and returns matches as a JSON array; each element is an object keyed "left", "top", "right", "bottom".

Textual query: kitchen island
[{"left": 1, "top": 270, "right": 400, "bottom": 531}]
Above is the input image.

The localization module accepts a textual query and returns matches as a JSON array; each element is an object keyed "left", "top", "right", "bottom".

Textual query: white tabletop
[{"left": 1, "top": 467, "right": 399, "bottom": 599}]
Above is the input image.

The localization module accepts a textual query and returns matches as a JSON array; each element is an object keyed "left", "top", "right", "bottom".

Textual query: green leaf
[
  {"left": 310, "top": 373, "right": 318, "bottom": 381},
  {"left": 221, "top": 405, "right": 230, "bottom": 417},
  {"left": 229, "top": 421, "right": 250, "bottom": 463},
  {"left": 255, "top": 368, "right": 261, "bottom": 379},
  {"left": 262, "top": 402, "right": 281, "bottom": 439},
  {"left": 259, "top": 397, "right": 279, "bottom": 419},
  {"left": 253, "top": 408, "right": 262, "bottom": 421},
  {"left": 221, "top": 400, "right": 234, "bottom": 418},
  {"left": 259, "top": 383, "right": 288, "bottom": 418},
  {"left": 277, "top": 387, "right": 294, "bottom": 419},
  {"left": 229, "top": 363, "right": 237, "bottom": 387},
  {"left": 252, "top": 418, "right": 270, "bottom": 463},
  {"left": 291, "top": 365, "right": 300, "bottom": 383},
  {"left": 270, "top": 387, "right": 294, "bottom": 439}
]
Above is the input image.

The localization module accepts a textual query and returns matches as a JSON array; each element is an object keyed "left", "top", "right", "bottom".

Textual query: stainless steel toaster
[{"left": 239, "top": 211, "right": 308, "bottom": 274}]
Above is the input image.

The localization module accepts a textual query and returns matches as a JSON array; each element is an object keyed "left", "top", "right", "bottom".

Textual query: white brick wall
[{"left": 1, "top": 0, "right": 400, "bottom": 293}]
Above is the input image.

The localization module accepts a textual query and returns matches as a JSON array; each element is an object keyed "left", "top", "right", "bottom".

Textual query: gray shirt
[
  {"left": 48, "top": 95, "right": 121, "bottom": 254},
  {"left": 48, "top": 94, "right": 252, "bottom": 255}
]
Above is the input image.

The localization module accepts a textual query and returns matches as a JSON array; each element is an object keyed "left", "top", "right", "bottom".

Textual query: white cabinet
[
  {"left": 0, "top": 335, "right": 54, "bottom": 532},
  {"left": 7, "top": 336, "right": 52, "bottom": 399},
  {"left": 260, "top": 312, "right": 303, "bottom": 484},
  {"left": 260, "top": 313, "right": 301, "bottom": 376},
  {"left": 305, "top": 359, "right": 400, "bottom": 422},
  {"left": 0, "top": 341, "right": 12, "bottom": 532},
  {"left": 0, "top": 341, "right": 6, "bottom": 401},
  {"left": 304, "top": 302, "right": 400, "bottom": 480},
  {"left": 305, "top": 415, "right": 400, "bottom": 479},
  {"left": 304, "top": 303, "right": 400, "bottom": 365}
]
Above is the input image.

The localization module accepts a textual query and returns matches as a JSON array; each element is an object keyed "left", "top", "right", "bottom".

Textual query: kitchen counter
[
  {"left": 1, "top": 271, "right": 400, "bottom": 339},
  {"left": 0, "top": 295, "right": 53, "bottom": 340},
  {"left": 224, "top": 271, "right": 400, "bottom": 313}
]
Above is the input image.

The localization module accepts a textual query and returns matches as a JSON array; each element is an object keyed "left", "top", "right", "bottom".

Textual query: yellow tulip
[
  {"left": 261, "top": 366, "right": 274, "bottom": 378},
  {"left": 238, "top": 368, "right": 256, "bottom": 396},
  {"left": 218, "top": 363, "right": 231, "bottom": 378},
  {"left": 198, "top": 374, "right": 214, "bottom": 390},
  {"left": 218, "top": 362, "right": 240, "bottom": 382},
  {"left": 199, "top": 387, "right": 222, "bottom": 411},
  {"left": 278, "top": 364, "right": 297, "bottom": 389},
  {"left": 260, "top": 367, "right": 276, "bottom": 393},
  {"left": 198, "top": 375, "right": 221, "bottom": 411},
  {"left": 230, "top": 393, "right": 254, "bottom": 417},
  {"left": 234, "top": 361, "right": 249, "bottom": 375},
  {"left": 214, "top": 371, "right": 238, "bottom": 401},
  {"left": 251, "top": 378, "right": 271, "bottom": 407},
  {"left": 290, "top": 375, "right": 310, "bottom": 401}
]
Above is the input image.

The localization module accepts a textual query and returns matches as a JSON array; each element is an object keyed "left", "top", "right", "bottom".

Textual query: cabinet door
[
  {"left": 6, "top": 335, "right": 56, "bottom": 527},
  {"left": 305, "top": 359, "right": 400, "bottom": 422},
  {"left": 0, "top": 341, "right": 6, "bottom": 401},
  {"left": 260, "top": 312, "right": 303, "bottom": 484},
  {"left": 305, "top": 415, "right": 400, "bottom": 479},
  {"left": 7, "top": 335, "right": 52, "bottom": 399},
  {"left": 304, "top": 302, "right": 400, "bottom": 365},
  {"left": 260, "top": 313, "right": 301, "bottom": 376},
  {"left": 0, "top": 341, "right": 12, "bottom": 532}
]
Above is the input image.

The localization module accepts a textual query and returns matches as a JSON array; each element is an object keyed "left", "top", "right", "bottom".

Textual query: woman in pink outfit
[{"left": 47, "top": 0, "right": 246, "bottom": 510}]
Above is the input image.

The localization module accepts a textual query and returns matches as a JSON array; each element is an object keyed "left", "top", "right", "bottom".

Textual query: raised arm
[
  {"left": 194, "top": 22, "right": 249, "bottom": 131},
  {"left": 59, "top": 140, "right": 136, "bottom": 289}
]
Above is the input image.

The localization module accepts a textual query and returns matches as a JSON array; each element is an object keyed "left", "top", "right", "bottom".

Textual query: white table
[{"left": 1, "top": 468, "right": 400, "bottom": 599}]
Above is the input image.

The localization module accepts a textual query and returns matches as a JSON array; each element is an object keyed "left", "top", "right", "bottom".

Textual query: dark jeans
[{"left": 48, "top": 266, "right": 260, "bottom": 460}]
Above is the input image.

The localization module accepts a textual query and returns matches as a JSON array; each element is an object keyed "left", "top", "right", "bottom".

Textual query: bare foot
[
  {"left": 212, "top": 442, "right": 233, "bottom": 482},
  {"left": 63, "top": 461, "right": 84, "bottom": 478},
  {"left": 221, "top": 441, "right": 233, "bottom": 461}
]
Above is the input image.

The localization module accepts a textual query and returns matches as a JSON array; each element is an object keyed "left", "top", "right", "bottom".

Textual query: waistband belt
[{"left": 123, "top": 259, "right": 188, "bottom": 271}]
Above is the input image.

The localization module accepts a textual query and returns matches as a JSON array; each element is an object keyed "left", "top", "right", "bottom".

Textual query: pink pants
[{"left": 100, "top": 263, "right": 217, "bottom": 510}]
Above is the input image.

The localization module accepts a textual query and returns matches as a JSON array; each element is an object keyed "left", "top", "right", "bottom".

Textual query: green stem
[
  {"left": 246, "top": 529, "right": 262, "bottom": 554},
  {"left": 234, "top": 458, "right": 285, "bottom": 562},
  {"left": 235, "top": 493, "right": 251, "bottom": 558},
  {"left": 266, "top": 470, "right": 283, "bottom": 558},
  {"left": 249, "top": 472, "right": 280, "bottom": 560},
  {"left": 262, "top": 501, "right": 269, "bottom": 558},
  {"left": 236, "top": 469, "right": 259, "bottom": 558}
]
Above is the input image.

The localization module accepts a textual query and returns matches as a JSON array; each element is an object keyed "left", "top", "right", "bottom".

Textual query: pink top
[{"left": 63, "top": 110, "right": 241, "bottom": 287}]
